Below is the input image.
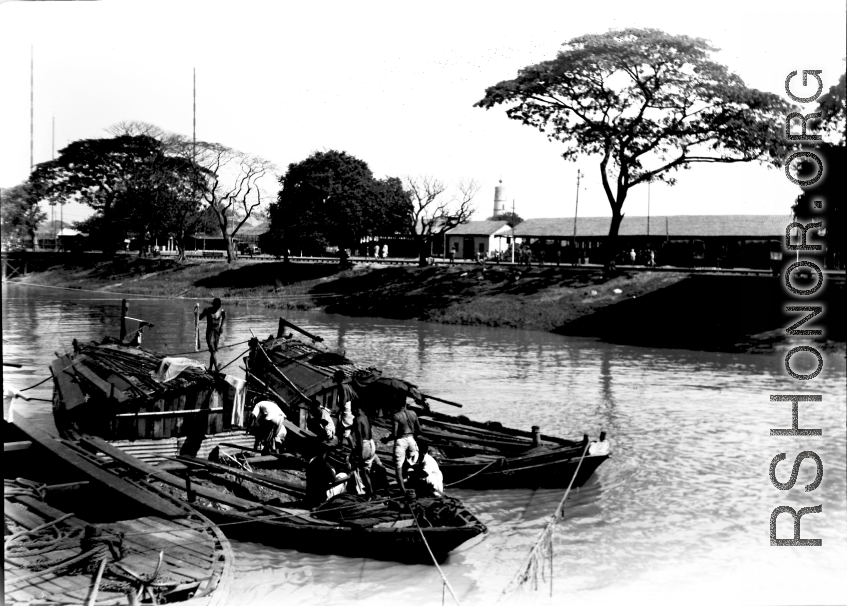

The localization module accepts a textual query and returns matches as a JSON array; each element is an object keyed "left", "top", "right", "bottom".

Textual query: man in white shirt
[
  {"left": 251, "top": 400, "right": 287, "bottom": 453},
  {"left": 405, "top": 438, "right": 444, "bottom": 496}
]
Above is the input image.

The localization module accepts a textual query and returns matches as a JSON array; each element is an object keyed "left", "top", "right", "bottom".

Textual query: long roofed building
[{"left": 505, "top": 214, "right": 795, "bottom": 268}]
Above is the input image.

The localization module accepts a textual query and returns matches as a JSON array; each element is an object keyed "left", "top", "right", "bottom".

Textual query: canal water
[{"left": 3, "top": 283, "right": 846, "bottom": 605}]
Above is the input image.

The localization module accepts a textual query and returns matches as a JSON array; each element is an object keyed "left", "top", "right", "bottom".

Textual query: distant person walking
[
  {"left": 199, "top": 297, "right": 227, "bottom": 372},
  {"left": 629, "top": 249, "right": 636, "bottom": 264},
  {"left": 381, "top": 244, "right": 388, "bottom": 259},
  {"left": 448, "top": 248, "right": 456, "bottom": 265},
  {"left": 373, "top": 244, "right": 380, "bottom": 258}
]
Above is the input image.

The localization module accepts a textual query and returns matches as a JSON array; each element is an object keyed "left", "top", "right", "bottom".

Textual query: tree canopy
[
  {"left": 1, "top": 183, "right": 45, "bottom": 249},
  {"left": 476, "top": 28, "right": 793, "bottom": 263},
  {"left": 793, "top": 72, "right": 845, "bottom": 268},
  {"left": 29, "top": 134, "right": 204, "bottom": 255},
  {"left": 488, "top": 211, "right": 523, "bottom": 227},
  {"left": 269, "top": 150, "right": 410, "bottom": 257}
]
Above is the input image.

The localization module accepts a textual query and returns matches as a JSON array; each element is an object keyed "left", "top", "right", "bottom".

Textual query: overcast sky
[{"left": 0, "top": 0, "right": 844, "bottom": 227}]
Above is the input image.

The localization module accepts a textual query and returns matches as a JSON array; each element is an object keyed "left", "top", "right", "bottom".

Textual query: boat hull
[
  {"left": 439, "top": 452, "right": 609, "bottom": 490},
  {"left": 193, "top": 505, "right": 486, "bottom": 564}
]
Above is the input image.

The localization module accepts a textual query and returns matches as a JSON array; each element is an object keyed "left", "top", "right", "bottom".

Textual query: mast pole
[{"left": 30, "top": 46, "right": 34, "bottom": 172}]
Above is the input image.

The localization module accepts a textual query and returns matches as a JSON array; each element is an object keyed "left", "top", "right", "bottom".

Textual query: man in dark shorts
[{"left": 199, "top": 297, "right": 226, "bottom": 371}]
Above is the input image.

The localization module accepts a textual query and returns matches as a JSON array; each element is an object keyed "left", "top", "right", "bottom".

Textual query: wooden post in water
[
  {"left": 119, "top": 299, "right": 128, "bottom": 341},
  {"left": 531, "top": 425, "right": 541, "bottom": 447},
  {"left": 277, "top": 318, "right": 285, "bottom": 338}
]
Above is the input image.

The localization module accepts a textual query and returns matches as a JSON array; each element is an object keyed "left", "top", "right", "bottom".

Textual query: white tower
[{"left": 493, "top": 180, "right": 507, "bottom": 216}]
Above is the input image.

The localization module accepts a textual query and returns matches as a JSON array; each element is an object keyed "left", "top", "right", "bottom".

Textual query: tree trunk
[
  {"left": 604, "top": 211, "right": 624, "bottom": 271},
  {"left": 418, "top": 237, "right": 429, "bottom": 267},
  {"left": 225, "top": 236, "right": 236, "bottom": 263}
]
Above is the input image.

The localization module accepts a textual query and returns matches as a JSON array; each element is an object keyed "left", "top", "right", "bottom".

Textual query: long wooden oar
[{"left": 421, "top": 393, "right": 463, "bottom": 408}]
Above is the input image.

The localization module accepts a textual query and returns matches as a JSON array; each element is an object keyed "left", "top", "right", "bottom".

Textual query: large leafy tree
[
  {"left": 29, "top": 135, "right": 200, "bottom": 255},
  {"left": 475, "top": 28, "right": 793, "bottom": 266},
  {"left": 1, "top": 183, "right": 46, "bottom": 249},
  {"left": 792, "top": 73, "right": 845, "bottom": 269},
  {"left": 30, "top": 130, "right": 210, "bottom": 259},
  {"left": 29, "top": 135, "right": 160, "bottom": 252},
  {"left": 269, "top": 150, "right": 411, "bottom": 259},
  {"left": 404, "top": 175, "right": 479, "bottom": 266}
]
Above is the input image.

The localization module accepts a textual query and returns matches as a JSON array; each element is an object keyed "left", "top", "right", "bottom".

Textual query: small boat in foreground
[
  {"left": 4, "top": 418, "right": 233, "bottom": 605},
  {"left": 11, "top": 418, "right": 487, "bottom": 564}
]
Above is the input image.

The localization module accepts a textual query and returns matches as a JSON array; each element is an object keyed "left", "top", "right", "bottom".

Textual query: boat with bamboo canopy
[
  {"left": 50, "top": 299, "right": 255, "bottom": 463},
  {"left": 245, "top": 318, "right": 611, "bottom": 490}
]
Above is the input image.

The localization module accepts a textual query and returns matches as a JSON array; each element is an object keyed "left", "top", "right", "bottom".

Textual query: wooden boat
[
  {"left": 4, "top": 418, "right": 233, "bottom": 605},
  {"left": 10, "top": 419, "right": 486, "bottom": 565},
  {"left": 245, "top": 318, "right": 611, "bottom": 490},
  {"left": 51, "top": 337, "right": 255, "bottom": 463}
]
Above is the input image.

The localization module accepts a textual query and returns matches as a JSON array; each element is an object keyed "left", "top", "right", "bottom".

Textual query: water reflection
[{"left": 2, "top": 283, "right": 846, "bottom": 605}]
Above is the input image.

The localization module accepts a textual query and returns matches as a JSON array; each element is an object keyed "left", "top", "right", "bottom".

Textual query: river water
[{"left": 3, "top": 283, "right": 846, "bottom": 606}]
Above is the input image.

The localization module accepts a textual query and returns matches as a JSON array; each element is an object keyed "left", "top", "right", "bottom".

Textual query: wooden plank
[
  {"left": 4, "top": 498, "right": 45, "bottom": 529},
  {"left": 4, "top": 440, "right": 32, "bottom": 452},
  {"left": 50, "top": 356, "right": 86, "bottom": 411},
  {"left": 114, "top": 407, "right": 225, "bottom": 418},
  {"left": 176, "top": 455, "right": 306, "bottom": 496},
  {"left": 12, "top": 417, "right": 184, "bottom": 518},
  {"left": 69, "top": 357, "right": 130, "bottom": 403},
  {"left": 175, "top": 393, "right": 187, "bottom": 435},
  {"left": 123, "top": 516, "right": 216, "bottom": 562},
  {"left": 162, "top": 394, "right": 175, "bottom": 438},
  {"left": 79, "top": 435, "right": 262, "bottom": 512},
  {"left": 218, "top": 443, "right": 301, "bottom": 463},
  {"left": 153, "top": 398, "right": 165, "bottom": 439}
]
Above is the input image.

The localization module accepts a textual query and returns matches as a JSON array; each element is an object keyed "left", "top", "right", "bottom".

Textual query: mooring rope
[
  {"left": 498, "top": 441, "right": 591, "bottom": 600},
  {"left": 407, "top": 496, "right": 464, "bottom": 606},
  {"left": 443, "top": 457, "right": 505, "bottom": 488},
  {"left": 166, "top": 339, "right": 251, "bottom": 358}
]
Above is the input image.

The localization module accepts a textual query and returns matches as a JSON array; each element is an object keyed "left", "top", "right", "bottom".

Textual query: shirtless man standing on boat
[{"left": 199, "top": 297, "right": 227, "bottom": 372}]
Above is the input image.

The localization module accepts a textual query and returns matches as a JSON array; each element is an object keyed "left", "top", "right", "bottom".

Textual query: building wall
[{"left": 445, "top": 234, "right": 507, "bottom": 259}]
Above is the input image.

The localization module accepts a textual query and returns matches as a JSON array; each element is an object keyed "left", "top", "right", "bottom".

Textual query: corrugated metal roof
[
  {"left": 510, "top": 215, "right": 793, "bottom": 238},
  {"left": 445, "top": 221, "right": 510, "bottom": 236}
]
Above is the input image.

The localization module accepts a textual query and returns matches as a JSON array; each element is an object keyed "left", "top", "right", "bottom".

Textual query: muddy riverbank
[{"left": 8, "top": 255, "right": 845, "bottom": 354}]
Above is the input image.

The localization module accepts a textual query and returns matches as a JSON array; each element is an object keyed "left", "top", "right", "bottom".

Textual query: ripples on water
[{"left": 3, "top": 283, "right": 846, "bottom": 605}]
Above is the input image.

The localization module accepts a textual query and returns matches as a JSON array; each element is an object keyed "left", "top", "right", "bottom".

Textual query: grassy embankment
[{"left": 13, "top": 255, "right": 845, "bottom": 353}]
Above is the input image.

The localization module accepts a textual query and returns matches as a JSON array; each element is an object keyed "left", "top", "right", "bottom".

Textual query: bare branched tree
[
  {"left": 193, "top": 141, "right": 276, "bottom": 263},
  {"left": 105, "top": 120, "right": 167, "bottom": 140},
  {"left": 404, "top": 175, "right": 479, "bottom": 266}
]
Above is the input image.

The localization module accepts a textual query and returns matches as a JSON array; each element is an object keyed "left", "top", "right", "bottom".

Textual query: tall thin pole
[
  {"left": 193, "top": 66, "right": 196, "bottom": 161},
  {"left": 30, "top": 46, "right": 34, "bottom": 172},
  {"left": 573, "top": 169, "right": 582, "bottom": 246},
  {"left": 647, "top": 180, "right": 651, "bottom": 238},
  {"left": 511, "top": 199, "right": 516, "bottom": 263},
  {"left": 52, "top": 114, "right": 56, "bottom": 247}
]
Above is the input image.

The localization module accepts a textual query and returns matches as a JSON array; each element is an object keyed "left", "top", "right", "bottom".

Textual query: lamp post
[
  {"left": 647, "top": 179, "right": 651, "bottom": 238},
  {"left": 573, "top": 169, "right": 582, "bottom": 252}
]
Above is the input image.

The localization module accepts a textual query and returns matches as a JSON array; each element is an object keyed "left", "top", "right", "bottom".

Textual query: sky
[{"left": 0, "top": 0, "right": 844, "bottom": 228}]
